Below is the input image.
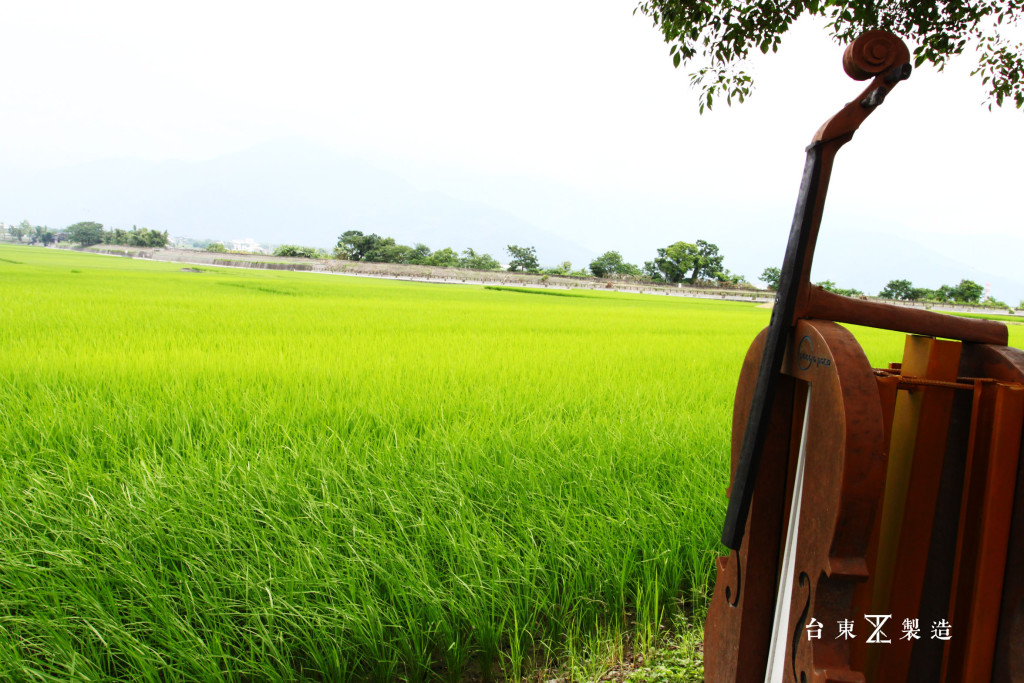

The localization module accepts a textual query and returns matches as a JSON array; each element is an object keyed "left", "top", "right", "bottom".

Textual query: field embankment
[{"left": 73, "top": 244, "right": 776, "bottom": 304}]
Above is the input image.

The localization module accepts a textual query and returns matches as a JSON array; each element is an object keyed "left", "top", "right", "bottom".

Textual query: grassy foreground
[{"left": 1, "top": 245, "right": 1020, "bottom": 681}]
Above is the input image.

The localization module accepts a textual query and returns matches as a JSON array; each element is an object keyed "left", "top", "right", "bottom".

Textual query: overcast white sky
[{"left": 3, "top": 1, "right": 1022, "bottom": 299}]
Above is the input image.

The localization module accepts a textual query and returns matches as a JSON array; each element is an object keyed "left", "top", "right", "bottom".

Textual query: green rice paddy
[{"left": 1, "top": 245, "right": 1020, "bottom": 681}]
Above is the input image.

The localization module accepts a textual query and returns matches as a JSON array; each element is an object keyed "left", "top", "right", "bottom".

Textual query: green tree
[
  {"left": 760, "top": 266, "right": 781, "bottom": 290},
  {"left": 459, "top": 248, "right": 501, "bottom": 271},
  {"left": 951, "top": 279, "right": 984, "bottom": 303},
  {"left": 427, "top": 247, "right": 460, "bottom": 267},
  {"left": 65, "top": 221, "right": 105, "bottom": 247},
  {"left": 879, "top": 279, "right": 916, "bottom": 300},
  {"left": 274, "top": 244, "right": 322, "bottom": 258},
  {"left": 636, "top": 0, "right": 1024, "bottom": 112},
  {"left": 653, "top": 241, "right": 699, "bottom": 283},
  {"left": 543, "top": 261, "right": 576, "bottom": 276},
  {"left": 334, "top": 230, "right": 387, "bottom": 261},
  {"left": 205, "top": 242, "right": 228, "bottom": 253},
  {"left": 8, "top": 221, "right": 27, "bottom": 242},
  {"left": 690, "top": 239, "right": 725, "bottom": 283},
  {"left": 105, "top": 228, "right": 127, "bottom": 245},
  {"left": 913, "top": 286, "right": 937, "bottom": 301},
  {"left": 366, "top": 240, "right": 410, "bottom": 263},
  {"left": 590, "top": 251, "right": 641, "bottom": 278},
  {"left": 409, "top": 243, "right": 433, "bottom": 265},
  {"left": 124, "top": 226, "right": 168, "bottom": 248},
  {"left": 717, "top": 269, "right": 747, "bottom": 285},
  {"left": 816, "top": 280, "right": 864, "bottom": 297},
  {"left": 506, "top": 245, "right": 540, "bottom": 272}
]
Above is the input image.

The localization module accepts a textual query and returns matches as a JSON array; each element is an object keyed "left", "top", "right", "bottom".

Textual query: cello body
[
  {"left": 705, "top": 321, "right": 887, "bottom": 682},
  {"left": 703, "top": 30, "right": 1024, "bottom": 683}
]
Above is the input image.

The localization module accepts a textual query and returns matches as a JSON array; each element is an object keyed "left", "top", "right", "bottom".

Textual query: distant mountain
[{"left": 0, "top": 139, "right": 595, "bottom": 265}]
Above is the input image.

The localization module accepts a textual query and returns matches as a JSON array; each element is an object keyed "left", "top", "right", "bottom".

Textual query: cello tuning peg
[{"left": 885, "top": 63, "right": 913, "bottom": 85}]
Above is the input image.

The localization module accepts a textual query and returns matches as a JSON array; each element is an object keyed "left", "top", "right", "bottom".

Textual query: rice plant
[{"left": 1, "top": 245, "right": 1019, "bottom": 681}]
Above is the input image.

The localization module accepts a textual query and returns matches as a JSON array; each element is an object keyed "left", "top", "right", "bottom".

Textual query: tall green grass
[{"left": 1, "top": 245, "right": 1020, "bottom": 680}]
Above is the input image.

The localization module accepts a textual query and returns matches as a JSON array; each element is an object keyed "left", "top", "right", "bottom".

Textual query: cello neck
[{"left": 721, "top": 31, "right": 913, "bottom": 550}]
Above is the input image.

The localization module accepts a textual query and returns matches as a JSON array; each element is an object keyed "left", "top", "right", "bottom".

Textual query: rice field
[{"left": 1, "top": 245, "right": 1020, "bottom": 681}]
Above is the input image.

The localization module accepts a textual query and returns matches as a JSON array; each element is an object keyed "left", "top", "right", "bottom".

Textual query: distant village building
[{"left": 229, "top": 238, "right": 266, "bottom": 253}]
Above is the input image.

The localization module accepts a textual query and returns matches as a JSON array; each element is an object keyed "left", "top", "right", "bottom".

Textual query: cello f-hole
[
  {"left": 725, "top": 554, "right": 741, "bottom": 607},
  {"left": 792, "top": 572, "right": 811, "bottom": 683}
]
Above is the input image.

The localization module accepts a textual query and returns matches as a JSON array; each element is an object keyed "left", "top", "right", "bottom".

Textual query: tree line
[
  {"left": 325, "top": 231, "right": 752, "bottom": 284},
  {"left": 10, "top": 220, "right": 1010, "bottom": 306},
  {"left": 2, "top": 220, "right": 58, "bottom": 246},
  {"left": 3, "top": 221, "right": 169, "bottom": 248},
  {"left": 759, "top": 267, "right": 1003, "bottom": 307},
  {"left": 878, "top": 278, "right": 994, "bottom": 306}
]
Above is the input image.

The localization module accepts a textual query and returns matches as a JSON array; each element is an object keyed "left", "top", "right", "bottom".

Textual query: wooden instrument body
[
  {"left": 958, "top": 343, "right": 1024, "bottom": 682},
  {"left": 706, "top": 320, "right": 887, "bottom": 682},
  {"left": 703, "top": 27, "right": 1024, "bottom": 682},
  {"left": 705, "top": 323, "right": 1024, "bottom": 682}
]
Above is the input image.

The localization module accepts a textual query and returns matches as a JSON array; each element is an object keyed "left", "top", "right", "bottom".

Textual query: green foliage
[
  {"left": 619, "top": 262, "right": 642, "bottom": 277},
  {"left": 636, "top": 0, "right": 1024, "bottom": 112},
  {"left": 650, "top": 240, "right": 726, "bottom": 284},
  {"left": 505, "top": 244, "right": 539, "bottom": 272},
  {"left": 623, "top": 616, "right": 705, "bottom": 683},
  {"left": 590, "top": 251, "right": 641, "bottom": 278},
  {"left": 691, "top": 240, "right": 724, "bottom": 284},
  {"left": 333, "top": 232, "right": 442, "bottom": 266},
  {"left": 6, "top": 220, "right": 56, "bottom": 246},
  {"left": 31, "top": 225, "right": 54, "bottom": 245},
  {"left": 984, "top": 295, "right": 1009, "bottom": 309},
  {"left": 458, "top": 248, "right": 502, "bottom": 271},
  {"left": 879, "top": 278, "right": 916, "bottom": 300},
  {"left": 947, "top": 310, "right": 1021, "bottom": 322},
  {"left": 0, "top": 245, "right": 755, "bottom": 681},
  {"left": 329, "top": 235, "right": 497, "bottom": 270},
  {"left": 653, "top": 242, "right": 698, "bottom": 283},
  {"left": 205, "top": 242, "right": 228, "bottom": 253},
  {"left": 643, "top": 260, "right": 664, "bottom": 281},
  {"left": 2, "top": 245, "right": 1024, "bottom": 679},
  {"left": 541, "top": 261, "right": 589, "bottom": 277},
  {"left": 427, "top": 247, "right": 460, "bottom": 267},
  {"left": 65, "top": 221, "right": 105, "bottom": 246},
  {"left": 273, "top": 244, "right": 325, "bottom": 258},
  {"left": 815, "top": 280, "right": 863, "bottom": 297},
  {"left": 951, "top": 278, "right": 984, "bottom": 304},
  {"left": 334, "top": 230, "right": 387, "bottom": 261},
  {"left": 886, "top": 278, "right": 986, "bottom": 304},
  {"left": 542, "top": 261, "right": 573, "bottom": 276},
  {"left": 759, "top": 266, "right": 781, "bottom": 290},
  {"left": 106, "top": 226, "right": 169, "bottom": 248},
  {"left": 716, "top": 269, "right": 747, "bottom": 286},
  {"left": 11, "top": 222, "right": 56, "bottom": 246},
  {"left": 366, "top": 240, "right": 412, "bottom": 264},
  {"left": 409, "top": 243, "right": 433, "bottom": 265}
]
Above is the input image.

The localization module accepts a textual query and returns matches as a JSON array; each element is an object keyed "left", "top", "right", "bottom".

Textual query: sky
[{"left": 3, "top": 1, "right": 1022, "bottom": 300}]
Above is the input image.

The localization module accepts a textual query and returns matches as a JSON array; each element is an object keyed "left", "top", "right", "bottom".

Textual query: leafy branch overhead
[{"left": 635, "top": 0, "right": 1024, "bottom": 111}]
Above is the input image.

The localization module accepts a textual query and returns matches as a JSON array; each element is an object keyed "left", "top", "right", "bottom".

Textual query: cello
[{"left": 703, "top": 30, "right": 1024, "bottom": 682}]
